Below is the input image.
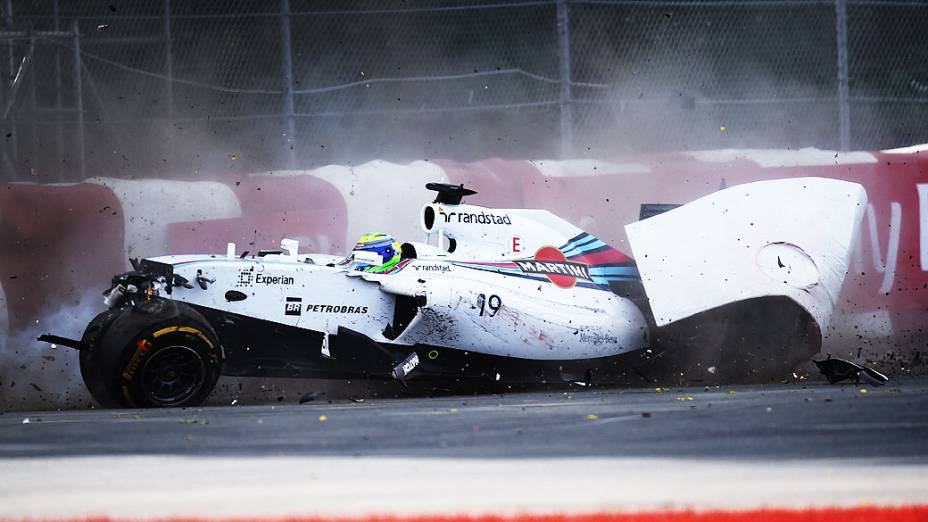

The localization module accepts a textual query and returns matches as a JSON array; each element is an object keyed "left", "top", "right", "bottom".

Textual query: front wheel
[{"left": 80, "top": 299, "right": 222, "bottom": 408}]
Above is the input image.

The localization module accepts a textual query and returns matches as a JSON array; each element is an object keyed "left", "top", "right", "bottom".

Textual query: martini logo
[{"left": 515, "top": 246, "right": 591, "bottom": 289}]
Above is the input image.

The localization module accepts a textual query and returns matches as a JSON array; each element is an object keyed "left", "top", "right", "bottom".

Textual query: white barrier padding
[
  {"left": 530, "top": 159, "right": 651, "bottom": 177},
  {"left": 685, "top": 148, "right": 877, "bottom": 167},
  {"left": 626, "top": 177, "right": 867, "bottom": 328},
  {"left": 88, "top": 178, "right": 242, "bottom": 261},
  {"left": 260, "top": 160, "right": 449, "bottom": 244},
  {"left": 881, "top": 143, "right": 928, "bottom": 154}
]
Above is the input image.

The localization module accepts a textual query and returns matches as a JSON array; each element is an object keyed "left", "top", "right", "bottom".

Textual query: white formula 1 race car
[{"left": 42, "top": 179, "right": 866, "bottom": 408}]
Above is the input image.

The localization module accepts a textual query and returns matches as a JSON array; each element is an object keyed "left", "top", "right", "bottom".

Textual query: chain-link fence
[{"left": 1, "top": 0, "right": 925, "bottom": 182}]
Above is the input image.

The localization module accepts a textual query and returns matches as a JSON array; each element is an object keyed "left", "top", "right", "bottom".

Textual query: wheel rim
[{"left": 139, "top": 345, "right": 206, "bottom": 406}]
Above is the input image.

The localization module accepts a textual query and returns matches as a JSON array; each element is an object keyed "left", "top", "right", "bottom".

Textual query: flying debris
[
  {"left": 814, "top": 357, "right": 889, "bottom": 386},
  {"left": 298, "top": 391, "right": 322, "bottom": 404}
]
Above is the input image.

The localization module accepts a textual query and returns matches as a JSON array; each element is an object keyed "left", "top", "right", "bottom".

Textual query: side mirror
[{"left": 280, "top": 238, "right": 299, "bottom": 259}]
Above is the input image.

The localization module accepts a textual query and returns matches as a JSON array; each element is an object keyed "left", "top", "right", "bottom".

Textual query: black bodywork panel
[
  {"left": 426, "top": 182, "right": 477, "bottom": 205},
  {"left": 190, "top": 293, "right": 821, "bottom": 385},
  {"left": 638, "top": 203, "right": 682, "bottom": 221},
  {"left": 814, "top": 357, "right": 888, "bottom": 385},
  {"left": 188, "top": 304, "right": 656, "bottom": 384},
  {"left": 115, "top": 258, "right": 176, "bottom": 294}
]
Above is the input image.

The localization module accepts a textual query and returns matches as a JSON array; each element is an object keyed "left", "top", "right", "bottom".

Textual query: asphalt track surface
[{"left": 1, "top": 378, "right": 927, "bottom": 518}]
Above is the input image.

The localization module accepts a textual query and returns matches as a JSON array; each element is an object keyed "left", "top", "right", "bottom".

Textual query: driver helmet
[{"left": 350, "top": 233, "right": 402, "bottom": 273}]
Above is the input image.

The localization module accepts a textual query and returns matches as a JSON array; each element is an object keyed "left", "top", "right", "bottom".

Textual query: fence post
[
  {"left": 556, "top": 0, "right": 573, "bottom": 159},
  {"left": 280, "top": 0, "right": 297, "bottom": 169},
  {"left": 835, "top": 0, "right": 851, "bottom": 151},
  {"left": 72, "top": 19, "right": 85, "bottom": 179},
  {"left": 4, "top": 0, "right": 16, "bottom": 176},
  {"left": 163, "top": 0, "right": 175, "bottom": 174},
  {"left": 52, "top": 0, "right": 64, "bottom": 180},
  {"left": 28, "top": 35, "right": 36, "bottom": 174}
]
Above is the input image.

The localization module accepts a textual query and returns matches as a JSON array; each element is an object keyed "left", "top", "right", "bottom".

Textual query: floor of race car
[{"left": 0, "top": 378, "right": 927, "bottom": 520}]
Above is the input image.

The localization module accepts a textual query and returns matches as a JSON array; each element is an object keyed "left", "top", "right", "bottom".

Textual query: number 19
[{"left": 477, "top": 293, "right": 502, "bottom": 317}]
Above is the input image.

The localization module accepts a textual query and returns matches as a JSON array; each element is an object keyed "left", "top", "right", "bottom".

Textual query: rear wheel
[{"left": 79, "top": 298, "right": 222, "bottom": 408}]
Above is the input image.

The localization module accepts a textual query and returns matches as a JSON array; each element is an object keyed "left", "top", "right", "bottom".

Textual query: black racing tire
[{"left": 79, "top": 298, "right": 222, "bottom": 408}]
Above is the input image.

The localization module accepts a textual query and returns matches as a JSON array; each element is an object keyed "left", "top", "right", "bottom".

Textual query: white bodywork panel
[
  {"left": 155, "top": 254, "right": 648, "bottom": 361},
  {"left": 625, "top": 177, "right": 867, "bottom": 328},
  {"left": 362, "top": 265, "right": 647, "bottom": 360},
  {"left": 419, "top": 203, "right": 589, "bottom": 260},
  {"left": 157, "top": 257, "right": 395, "bottom": 336}
]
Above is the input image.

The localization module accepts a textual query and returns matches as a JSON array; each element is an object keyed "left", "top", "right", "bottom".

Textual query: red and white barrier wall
[{"left": 1, "top": 146, "right": 926, "bottom": 366}]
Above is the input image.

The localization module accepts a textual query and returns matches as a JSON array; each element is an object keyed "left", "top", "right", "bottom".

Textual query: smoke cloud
[{"left": 0, "top": 290, "right": 97, "bottom": 411}]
